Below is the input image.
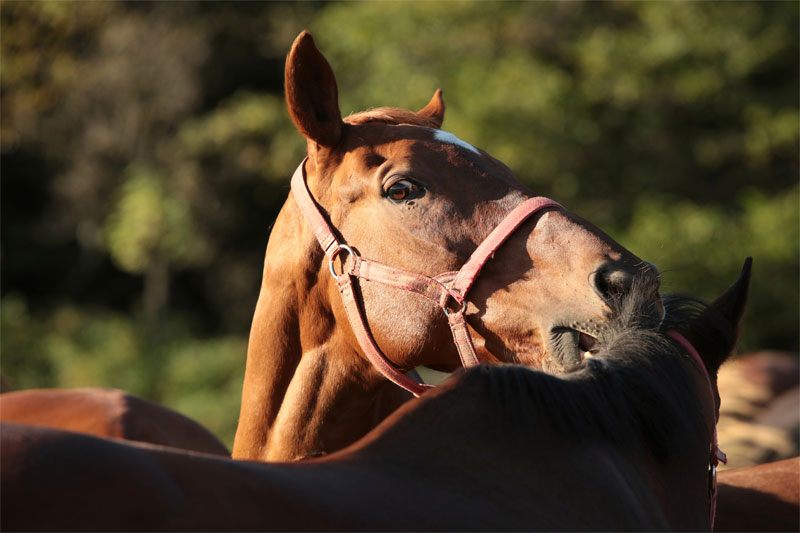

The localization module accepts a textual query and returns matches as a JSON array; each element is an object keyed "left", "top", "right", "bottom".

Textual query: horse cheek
[{"left": 352, "top": 280, "right": 451, "bottom": 369}]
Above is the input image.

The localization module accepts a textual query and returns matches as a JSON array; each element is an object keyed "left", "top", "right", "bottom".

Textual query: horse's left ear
[
  {"left": 710, "top": 257, "right": 752, "bottom": 336},
  {"left": 417, "top": 89, "right": 445, "bottom": 129}
]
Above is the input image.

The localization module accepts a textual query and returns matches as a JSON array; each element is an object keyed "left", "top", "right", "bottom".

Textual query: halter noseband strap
[
  {"left": 667, "top": 330, "right": 727, "bottom": 529},
  {"left": 290, "top": 157, "right": 563, "bottom": 396}
]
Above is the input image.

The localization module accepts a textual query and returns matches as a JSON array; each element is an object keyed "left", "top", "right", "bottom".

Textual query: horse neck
[
  {"left": 636, "top": 366, "right": 717, "bottom": 530},
  {"left": 232, "top": 197, "right": 412, "bottom": 462},
  {"left": 578, "top": 353, "right": 715, "bottom": 529},
  {"left": 343, "top": 365, "right": 714, "bottom": 529}
]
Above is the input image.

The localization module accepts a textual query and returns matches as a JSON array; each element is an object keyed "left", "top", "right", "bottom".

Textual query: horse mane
[
  {"left": 344, "top": 107, "right": 442, "bottom": 128},
  {"left": 448, "top": 283, "right": 738, "bottom": 458}
]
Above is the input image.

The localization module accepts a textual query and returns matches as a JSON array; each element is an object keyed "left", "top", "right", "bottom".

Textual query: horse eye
[{"left": 385, "top": 179, "right": 421, "bottom": 202}]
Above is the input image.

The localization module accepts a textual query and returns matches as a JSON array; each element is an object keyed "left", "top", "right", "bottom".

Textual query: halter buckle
[
  {"left": 443, "top": 294, "right": 467, "bottom": 316},
  {"left": 329, "top": 245, "right": 356, "bottom": 280}
]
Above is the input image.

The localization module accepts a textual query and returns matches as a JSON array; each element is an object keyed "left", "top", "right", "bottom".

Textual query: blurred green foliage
[
  {"left": 619, "top": 185, "right": 799, "bottom": 351},
  {"left": 1, "top": 295, "right": 245, "bottom": 446},
  {"left": 1, "top": 1, "right": 797, "bottom": 445},
  {"left": 104, "top": 164, "right": 212, "bottom": 274}
]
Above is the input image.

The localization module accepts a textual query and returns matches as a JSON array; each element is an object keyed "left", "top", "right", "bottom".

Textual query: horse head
[
  {"left": 285, "top": 30, "right": 663, "bottom": 372},
  {"left": 234, "top": 31, "right": 664, "bottom": 461}
]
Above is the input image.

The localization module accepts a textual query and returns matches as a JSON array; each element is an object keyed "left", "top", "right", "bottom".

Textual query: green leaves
[
  {"left": 103, "top": 164, "right": 210, "bottom": 275},
  {"left": 618, "top": 185, "right": 799, "bottom": 351},
  {"left": 0, "top": 297, "right": 246, "bottom": 447}
]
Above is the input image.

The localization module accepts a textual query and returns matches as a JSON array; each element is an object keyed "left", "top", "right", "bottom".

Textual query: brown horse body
[
  {"left": 233, "top": 31, "right": 662, "bottom": 461},
  {"left": 715, "top": 457, "right": 800, "bottom": 532},
  {"left": 1, "top": 271, "right": 747, "bottom": 532},
  {"left": 0, "top": 388, "right": 229, "bottom": 456},
  {"left": 717, "top": 351, "right": 800, "bottom": 467}
]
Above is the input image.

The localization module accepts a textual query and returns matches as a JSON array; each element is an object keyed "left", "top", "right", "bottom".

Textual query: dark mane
[
  {"left": 344, "top": 106, "right": 441, "bottom": 128},
  {"left": 449, "top": 288, "right": 737, "bottom": 458},
  {"left": 660, "top": 294, "right": 738, "bottom": 372}
]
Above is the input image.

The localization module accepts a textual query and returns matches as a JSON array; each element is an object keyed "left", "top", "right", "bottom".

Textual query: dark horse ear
[
  {"left": 285, "top": 31, "right": 343, "bottom": 148},
  {"left": 710, "top": 257, "right": 752, "bottom": 336},
  {"left": 417, "top": 89, "right": 445, "bottom": 129},
  {"left": 705, "top": 257, "right": 752, "bottom": 370}
]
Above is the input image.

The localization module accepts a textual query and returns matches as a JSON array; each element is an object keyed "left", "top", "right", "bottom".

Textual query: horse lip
[
  {"left": 549, "top": 327, "right": 596, "bottom": 370},
  {"left": 578, "top": 331, "right": 596, "bottom": 353}
]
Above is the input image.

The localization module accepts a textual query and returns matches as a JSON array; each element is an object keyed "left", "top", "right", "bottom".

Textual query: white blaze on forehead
[{"left": 432, "top": 129, "right": 480, "bottom": 155}]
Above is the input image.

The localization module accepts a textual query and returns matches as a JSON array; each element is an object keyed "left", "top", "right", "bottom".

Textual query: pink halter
[
  {"left": 290, "top": 157, "right": 563, "bottom": 396},
  {"left": 667, "top": 330, "right": 728, "bottom": 529}
]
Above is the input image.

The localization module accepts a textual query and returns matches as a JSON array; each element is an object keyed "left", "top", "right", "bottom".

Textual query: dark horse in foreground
[{"left": 1, "top": 263, "right": 749, "bottom": 531}]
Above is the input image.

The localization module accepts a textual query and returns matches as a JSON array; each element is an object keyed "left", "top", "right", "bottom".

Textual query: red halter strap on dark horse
[
  {"left": 290, "top": 157, "right": 563, "bottom": 396},
  {"left": 667, "top": 330, "right": 728, "bottom": 529}
]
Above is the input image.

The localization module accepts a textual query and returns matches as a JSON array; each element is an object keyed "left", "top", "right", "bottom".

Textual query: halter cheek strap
[
  {"left": 290, "top": 157, "right": 563, "bottom": 396},
  {"left": 667, "top": 330, "right": 727, "bottom": 529}
]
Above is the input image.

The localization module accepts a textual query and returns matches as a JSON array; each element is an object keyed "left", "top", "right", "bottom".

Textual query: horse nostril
[{"left": 592, "top": 262, "right": 636, "bottom": 304}]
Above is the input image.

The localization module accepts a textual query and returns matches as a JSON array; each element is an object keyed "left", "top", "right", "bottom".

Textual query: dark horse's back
[{"left": 0, "top": 420, "right": 673, "bottom": 532}]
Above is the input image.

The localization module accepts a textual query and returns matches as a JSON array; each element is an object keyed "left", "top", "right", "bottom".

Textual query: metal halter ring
[
  {"left": 709, "top": 463, "right": 717, "bottom": 492},
  {"left": 329, "top": 244, "right": 356, "bottom": 280},
  {"left": 443, "top": 294, "right": 468, "bottom": 317}
]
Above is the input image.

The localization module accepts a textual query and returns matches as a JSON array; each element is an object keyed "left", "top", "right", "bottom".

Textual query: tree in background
[{"left": 2, "top": 1, "right": 797, "bottom": 445}]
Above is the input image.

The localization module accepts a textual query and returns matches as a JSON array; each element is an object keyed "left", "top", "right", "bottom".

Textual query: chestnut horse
[
  {"left": 1, "top": 264, "right": 748, "bottom": 531},
  {"left": 715, "top": 456, "right": 800, "bottom": 532},
  {"left": 0, "top": 388, "right": 229, "bottom": 456},
  {"left": 233, "top": 30, "right": 663, "bottom": 462}
]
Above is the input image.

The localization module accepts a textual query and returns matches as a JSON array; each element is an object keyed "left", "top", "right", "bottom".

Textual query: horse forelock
[{"left": 344, "top": 107, "right": 442, "bottom": 129}]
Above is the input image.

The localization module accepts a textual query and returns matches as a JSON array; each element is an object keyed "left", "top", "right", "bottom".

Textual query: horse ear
[
  {"left": 710, "top": 257, "right": 752, "bottom": 337},
  {"left": 417, "top": 89, "right": 445, "bottom": 129},
  {"left": 285, "top": 31, "right": 343, "bottom": 148},
  {"left": 699, "top": 257, "right": 752, "bottom": 371}
]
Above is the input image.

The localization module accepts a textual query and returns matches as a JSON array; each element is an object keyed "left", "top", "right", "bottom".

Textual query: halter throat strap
[
  {"left": 666, "top": 330, "right": 727, "bottom": 529},
  {"left": 290, "top": 157, "right": 562, "bottom": 396}
]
